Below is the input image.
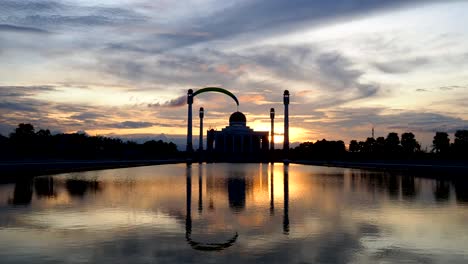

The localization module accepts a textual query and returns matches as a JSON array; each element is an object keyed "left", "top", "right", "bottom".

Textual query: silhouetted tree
[
  {"left": 385, "top": 132, "right": 401, "bottom": 154},
  {"left": 293, "top": 140, "right": 345, "bottom": 159},
  {"left": 9, "top": 123, "right": 37, "bottom": 157},
  {"left": 0, "top": 134, "right": 8, "bottom": 152},
  {"left": 3, "top": 123, "right": 180, "bottom": 160},
  {"left": 432, "top": 132, "right": 450, "bottom": 154},
  {"left": 358, "top": 141, "right": 365, "bottom": 152},
  {"left": 36, "top": 129, "right": 51, "bottom": 137},
  {"left": 452, "top": 130, "right": 468, "bottom": 158},
  {"left": 142, "top": 140, "right": 178, "bottom": 158},
  {"left": 10, "top": 123, "right": 35, "bottom": 138},
  {"left": 374, "top": 137, "right": 386, "bottom": 154},
  {"left": 363, "top": 137, "right": 376, "bottom": 153},
  {"left": 349, "top": 140, "right": 359, "bottom": 152},
  {"left": 401, "top": 132, "right": 421, "bottom": 154}
]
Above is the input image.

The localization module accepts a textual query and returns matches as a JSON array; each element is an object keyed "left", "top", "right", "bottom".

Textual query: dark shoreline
[{"left": 1, "top": 159, "right": 467, "bottom": 183}]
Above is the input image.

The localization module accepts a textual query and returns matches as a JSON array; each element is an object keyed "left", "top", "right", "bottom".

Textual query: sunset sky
[{"left": 1, "top": 0, "right": 467, "bottom": 149}]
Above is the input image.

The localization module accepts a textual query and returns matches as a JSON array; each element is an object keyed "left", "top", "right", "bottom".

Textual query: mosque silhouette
[{"left": 185, "top": 88, "right": 290, "bottom": 162}]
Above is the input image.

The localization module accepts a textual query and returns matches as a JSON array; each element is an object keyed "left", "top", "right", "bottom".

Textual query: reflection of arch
[
  {"left": 185, "top": 165, "right": 238, "bottom": 251},
  {"left": 193, "top": 87, "right": 239, "bottom": 106},
  {"left": 186, "top": 233, "right": 239, "bottom": 252}
]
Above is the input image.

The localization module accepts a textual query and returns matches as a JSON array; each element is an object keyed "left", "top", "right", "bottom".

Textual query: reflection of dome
[{"left": 229, "top": 112, "right": 246, "bottom": 126}]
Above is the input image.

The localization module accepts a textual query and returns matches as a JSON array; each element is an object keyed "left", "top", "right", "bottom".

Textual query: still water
[{"left": 1, "top": 163, "right": 468, "bottom": 263}]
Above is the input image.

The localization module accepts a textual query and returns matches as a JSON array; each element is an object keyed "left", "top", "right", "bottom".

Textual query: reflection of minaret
[
  {"left": 185, "top": 165, "right": 192, "bottom": 240},
  {"left": 270, "top": 108, "right": 275, "bottom": 151},
  {"left": 186, "top": 89, "right": 194, "bottom": 153},
  {"left": 283, "top": 90, "right": 290, "bottom": 161},
  {"left": 199, "top": 107, "right": 204, "bottom": 152},
  {"left": 270, "top": 164, "right": 275, "bottom": 215},
  {"left": 198, "top": 165, "right": 203, "bottom": 214},
  {"left": 283, "top": 165, "right": 289, "bottom": 235}
]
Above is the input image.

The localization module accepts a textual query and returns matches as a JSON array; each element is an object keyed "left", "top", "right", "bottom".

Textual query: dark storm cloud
[{"left": 0, "top": 24, "right": 50, "bottom": 34}]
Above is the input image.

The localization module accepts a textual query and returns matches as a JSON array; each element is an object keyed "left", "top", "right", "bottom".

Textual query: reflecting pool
[{"left": 1, "top": 163, "right": 468, "bottom": 263}]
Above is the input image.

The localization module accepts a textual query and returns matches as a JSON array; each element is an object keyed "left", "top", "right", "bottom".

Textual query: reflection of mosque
[
  {"left": 185, "top": 164, "right": 290, "bottom": 251},
  {"left": 206, "top": 112, "right": 269, "bottom": 161}
]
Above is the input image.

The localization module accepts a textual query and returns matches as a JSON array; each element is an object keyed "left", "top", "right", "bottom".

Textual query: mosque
[
  {"left": 206, "top": 111, "right": 269, "bottom": 155},
  {"left": 186, "top": 88, "right": 289, "bottom": 162}
]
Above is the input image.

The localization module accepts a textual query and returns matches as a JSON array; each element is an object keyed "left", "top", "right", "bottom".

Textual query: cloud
[
  {"left": 0, "top": 85, "right": 56, "bottom": 97},
  {"left": 95, "top": 44, "right": 380, "bottom": 112},
  {"left": 0, "top": 0, "right": 146, "bottom": 30},
  {"left": 439, "top": 85, "right": 467, "bottom": 91},
  {"left": 105, "top": 121, "right": 154, "bottom": 129},
  {"left": 71, "top": 0, "right": 447, "bottom": 54},
  {"left": 373, "top": 57, "right": 430, "bottom": 74},
  {"left": 70, "top": 112, "right": 107, "bottom": 121},
  {"left": 147, "top": 95, "right": 186, "bottom": 108},
  {"left": 159, "top": 0, "right": 444, "bottom": 49},
  {"left": 0, "top": 24, "right": 50, "bottom": 34},
  {"left": 0, "top": 101, "right": 39, "bottom": 112}
]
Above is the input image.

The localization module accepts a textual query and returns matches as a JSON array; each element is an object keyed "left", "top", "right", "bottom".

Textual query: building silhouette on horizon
[{"left": 206, "top": 111, "right": 269, "bottom": 161}]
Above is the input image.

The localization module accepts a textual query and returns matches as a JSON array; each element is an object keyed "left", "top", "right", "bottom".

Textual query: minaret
[
  {"left": 283, "top": 90, "right": 290, "bottom": 156},
  {"left": 199, "top": 107, "right": 204, "bottom": 151},
  {"left": 372, "top": 127, "right": 375, "bottom": 139},
  {"left": 186, "top": 89, "right": 193, "bottom": 153},
  {"left": 270, "top": 108, "right": 275, "bottom": 151}
]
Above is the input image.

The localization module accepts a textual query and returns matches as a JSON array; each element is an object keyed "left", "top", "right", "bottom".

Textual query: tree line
[
  {"left": 0, "top": 123, "right": 179, "bottom": 160},
  {"left": 291, "top": 130, "right": 468, "bottom": 161}
]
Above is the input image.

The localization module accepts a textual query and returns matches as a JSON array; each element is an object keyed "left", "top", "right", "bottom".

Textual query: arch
[{"left": 193, "top": 87, "right": 239, "bottom": 106}]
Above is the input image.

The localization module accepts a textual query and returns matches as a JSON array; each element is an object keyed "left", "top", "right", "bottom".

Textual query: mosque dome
[{"left": 229, "top": 111, "right": 246, "bottom": 126}]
